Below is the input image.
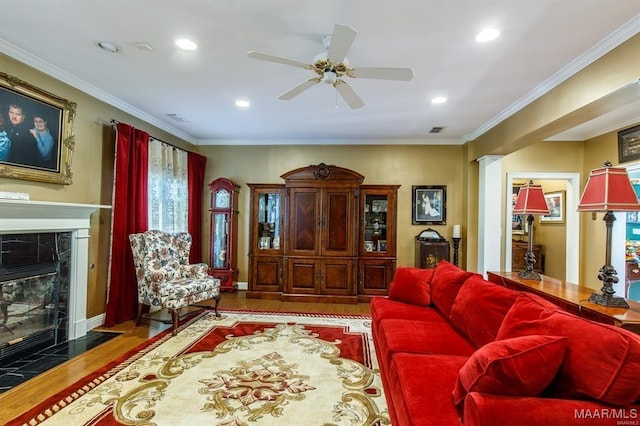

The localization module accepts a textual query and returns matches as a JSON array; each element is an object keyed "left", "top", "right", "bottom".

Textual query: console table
[{"left": 487, "top": 271, "right": 640, "bottom": 334}]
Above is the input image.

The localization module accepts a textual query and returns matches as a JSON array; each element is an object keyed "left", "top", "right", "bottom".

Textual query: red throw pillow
[
  {"left": 497, "top": 303, "right": 640, "bottom": 406},
  {"left": 388, "top": 267, "right": 434, "bottom": 306},
  {"left": 430, "top": 260, "right": 479, "bottom": 316},
  {"left": 452, "top": 335, "right": 567, "bottom": 410}
]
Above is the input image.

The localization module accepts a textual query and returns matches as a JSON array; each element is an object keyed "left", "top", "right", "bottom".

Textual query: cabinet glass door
[
  {"left": 212, "top": 212, "right": 228, "bottom": 269},
  {"left": 257, "top": 192, "right": 281, "bottom": 250},
  {"left": 364, "top": 193, "right": 389, "bottom": 253}
]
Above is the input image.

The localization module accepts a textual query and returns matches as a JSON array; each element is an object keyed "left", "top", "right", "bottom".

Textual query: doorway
[{"left": 505, "top": 172, "right": 580, "bottom": 283}]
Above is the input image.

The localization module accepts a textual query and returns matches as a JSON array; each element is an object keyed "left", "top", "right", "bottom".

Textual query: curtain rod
[{"left": 110, "top": 119, "right": 186, "bottom": 152}]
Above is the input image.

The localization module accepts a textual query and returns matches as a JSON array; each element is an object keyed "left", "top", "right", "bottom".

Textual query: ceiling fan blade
[
  {"left": 327, "top": 24, "right": 357, "bottom": 63},
  {"left": 279, "top": 78, "right": 322, "bottom": 100},
  {"left": 247, "top": 51, "right": 312, "bottom": 69},
  {"left": 349, "top": 67, "right": 414, "bottom": 81},
  {"left": 334, "top": 80, "right": 365, "bottom": 109}
]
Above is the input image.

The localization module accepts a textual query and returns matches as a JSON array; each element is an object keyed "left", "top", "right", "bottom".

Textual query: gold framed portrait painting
[{"left": 0, "top": 72, "right": 76, "bottom": 184}]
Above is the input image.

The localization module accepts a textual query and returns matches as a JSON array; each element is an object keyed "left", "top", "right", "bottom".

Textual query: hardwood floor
[{"left": 0, "top": 291, "right": 372, "bottom": 421}]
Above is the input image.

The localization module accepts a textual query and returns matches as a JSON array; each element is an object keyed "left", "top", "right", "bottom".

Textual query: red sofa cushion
[
  {"left": 376, "top": 319, "right": 476, "bottom": 376},
  {"left": 388, "top": 267, "right": 434, "bottom": 306},
  {"left": 449, "top": 276, "right": 519, "bottom": 347},
  {"left": 498, "top": 296, "right": 640, "bottom": 406},
  {"left": 390, "top": 353, "right": 468, "bottom": 426},
  {"left": 430, "top": 260, "right": 479, "bottom": 317},
  {"left": 463, "top": 393, "right": 633, "bottom": 426},
  {"left": 452, "top": 335, "right": 567, "bottom": 409},
  {"left": 370, "top": 298, "right": 448, "bottom": 332}
]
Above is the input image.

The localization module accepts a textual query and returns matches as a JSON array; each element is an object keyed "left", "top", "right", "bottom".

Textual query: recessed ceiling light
[
  {"left": 175, "top": 38, "right": 197, "bottom": 51},
  {"left": 476, "top": 27, "right": 500, "bottom": 43},
  {"left": 431, "top": 96, "right": 447, "bottom": 104},
  {"left": 235, "top": 100, "right": 250, "bottom": 108},
  {"left": 97, "top": 41, "right": 120, "bottom": 53}
]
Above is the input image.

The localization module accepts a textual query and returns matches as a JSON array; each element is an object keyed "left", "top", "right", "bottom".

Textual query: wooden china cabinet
[
  {"left": 246, "top": 184, "right": 285, "bottom": 299},
  {"left": 359, "top": 185, "right": 399, "bottom": 301},
  {"left": 208, "top": 177, "right": 240, "bottom": 292},
  {"left": 247, "top": 163, "right": 399, "bottom": 303}
]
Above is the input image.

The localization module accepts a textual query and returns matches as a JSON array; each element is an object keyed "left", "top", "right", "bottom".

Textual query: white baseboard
[
  {"left": 237, "top": 281, "right": 248, "bottom": 290},
  {"left": 86, "top": 313, "right": 106, "bottom": 331}
]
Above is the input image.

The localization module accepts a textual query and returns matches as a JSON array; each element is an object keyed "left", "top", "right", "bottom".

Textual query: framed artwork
[
  {"left": 412, "top": 185, "right": 446, "bottom": 225},
  {"left": 618, "top": 124, "right": 640, "bottom": 164},
  {"left": 0, "top": 72, "right": 76, "bottom": 184},
  {"left": 541, "top": 190, "right": 565, "bottom": 223},
  {"left": 512, "top": 184, "right": 527, "bottom": 235}
]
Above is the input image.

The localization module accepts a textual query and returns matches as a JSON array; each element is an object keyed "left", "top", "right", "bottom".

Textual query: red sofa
[{"left": 371, "top": 261, "right": 640, "bottom": 425}]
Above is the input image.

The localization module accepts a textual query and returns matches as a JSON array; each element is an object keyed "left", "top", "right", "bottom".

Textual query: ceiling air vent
[{"left": 430, "top": 126, "right": 445, "bottom": 133}]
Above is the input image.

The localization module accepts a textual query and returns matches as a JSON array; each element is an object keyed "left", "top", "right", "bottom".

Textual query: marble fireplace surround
[{"left": 0, "top": 199, "right": 110, "bottom": 340}]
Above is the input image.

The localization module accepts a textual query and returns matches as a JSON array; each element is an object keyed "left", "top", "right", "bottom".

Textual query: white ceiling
[{"left": 1, "top": 0, "right": 640, "bottom": 146}]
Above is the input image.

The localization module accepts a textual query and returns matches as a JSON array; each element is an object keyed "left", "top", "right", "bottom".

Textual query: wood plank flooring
[{"left": 0, "top": 291, "right": 372, "bottom": 421}]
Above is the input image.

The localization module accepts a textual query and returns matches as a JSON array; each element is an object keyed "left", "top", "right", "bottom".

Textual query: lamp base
[
  {"left": 518, "top": 269, "right": 541, "bottom": 281},
  {"left": 588, "top": 292, "right": 629, "bottom": 309}
]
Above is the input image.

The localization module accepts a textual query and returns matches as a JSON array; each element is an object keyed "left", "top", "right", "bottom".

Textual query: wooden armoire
[{"left": 247, "top": 163, "right": 399, "bottom": 304}]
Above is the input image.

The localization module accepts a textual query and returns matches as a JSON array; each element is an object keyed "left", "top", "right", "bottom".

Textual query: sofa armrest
[{"left": 464, "top": 392, "right": 639, "bottom": 426}]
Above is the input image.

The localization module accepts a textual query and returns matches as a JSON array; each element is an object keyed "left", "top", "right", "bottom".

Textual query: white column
[{"left": 477, "top": 155, "right": 504, "bottom": 276}]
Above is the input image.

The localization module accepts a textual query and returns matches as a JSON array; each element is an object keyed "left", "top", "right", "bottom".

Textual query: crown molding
[
  {"left": 0, "top": 39, "right": 197, "bottom": 145},
  {"left": 464, "top": 13, "right": 640, "bottom": 143},
  {"left": 195, "top": 137, "right": 464, "bottom": 146}
]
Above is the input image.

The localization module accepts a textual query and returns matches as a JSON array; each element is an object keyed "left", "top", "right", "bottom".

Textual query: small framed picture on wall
[
  {"left": 412, "top": 185, "right": 446, "bottom": 225},
  {"left": 541, "top": 191, "right": 565, "bottom": 223}
]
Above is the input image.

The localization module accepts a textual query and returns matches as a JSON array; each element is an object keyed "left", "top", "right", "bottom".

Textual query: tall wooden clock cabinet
[{"left": 208, "top": 177, "right": 240, "bottom": 292}]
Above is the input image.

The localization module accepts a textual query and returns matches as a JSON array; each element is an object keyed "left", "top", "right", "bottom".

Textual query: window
[{"left": 148, "top": 139, "right": 188, "bottom": 232}]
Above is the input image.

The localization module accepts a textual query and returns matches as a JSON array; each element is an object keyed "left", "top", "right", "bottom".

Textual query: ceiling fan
[{"left": 247, "top": 24, "right": 414, "bottom": 109}]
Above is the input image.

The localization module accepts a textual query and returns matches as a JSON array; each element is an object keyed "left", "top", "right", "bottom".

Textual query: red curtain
[
  {"left": 187, "top": 152, "right": 207, "bottom": 263},
  {"left": 104, "top": 122, "right": 149, "bottom": 326}
]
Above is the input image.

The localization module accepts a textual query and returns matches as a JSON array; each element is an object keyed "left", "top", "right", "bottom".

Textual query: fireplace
[{"left": 0, "top": 199, "right": 108, "bottom": 364}]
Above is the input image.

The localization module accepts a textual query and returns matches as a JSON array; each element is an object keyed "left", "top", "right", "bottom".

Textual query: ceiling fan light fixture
[{"left": 322, "top": 70, "right": 337, "bottom": 85}]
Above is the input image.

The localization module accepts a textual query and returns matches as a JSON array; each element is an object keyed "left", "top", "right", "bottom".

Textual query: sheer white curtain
[{"left": 148, "top": 139, "right": 188, "bottom": 232}]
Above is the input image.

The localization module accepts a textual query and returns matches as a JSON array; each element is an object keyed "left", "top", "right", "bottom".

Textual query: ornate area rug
[{"left": 9, "top": 310, "right": 389, "bottom": 426}]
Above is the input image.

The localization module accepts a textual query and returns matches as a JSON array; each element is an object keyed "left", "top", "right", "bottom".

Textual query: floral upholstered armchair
[{"left": 129, "top": 230, "right": 221, "bottom": 335}]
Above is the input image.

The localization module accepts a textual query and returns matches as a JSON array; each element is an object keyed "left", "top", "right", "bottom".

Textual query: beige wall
[
  {"left": 0, "top": 54, "right": 196, "bottom": 318},
  {"left": 196, "top": 144, "right": 467, "bottom": 282}
]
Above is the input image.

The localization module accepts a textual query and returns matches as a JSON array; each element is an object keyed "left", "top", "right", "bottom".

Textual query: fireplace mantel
[{"left": 0, "top": 199, "right": 111, "bottom": 339}]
